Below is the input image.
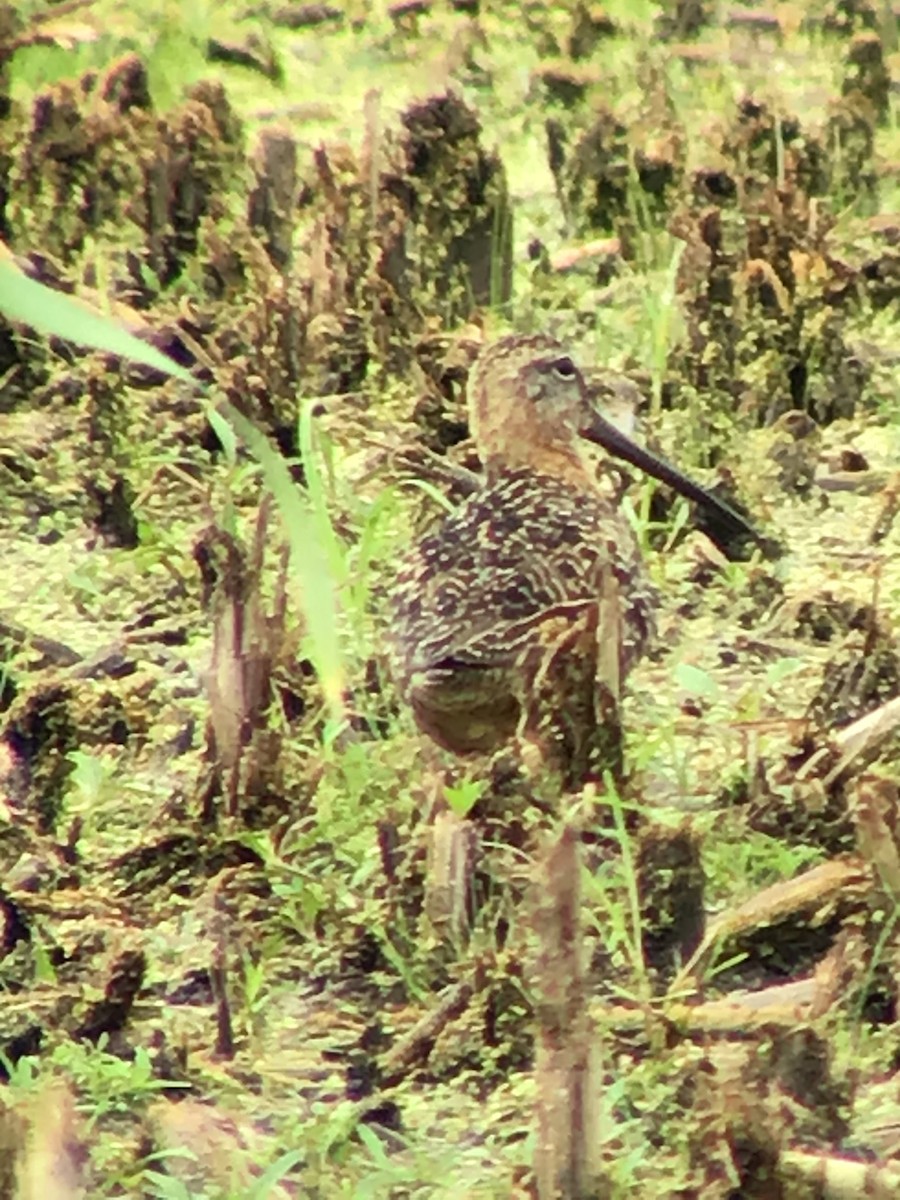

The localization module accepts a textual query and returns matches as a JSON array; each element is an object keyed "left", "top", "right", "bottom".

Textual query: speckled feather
[
  {"left": 388, "top": 334, "right": 656, "bottom": 773},
  {"left": 392, "top": 467, "right": 652, "bottom": 674}
]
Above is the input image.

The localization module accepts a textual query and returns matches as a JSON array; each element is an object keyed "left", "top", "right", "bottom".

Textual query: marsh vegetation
[{"left": 3, "top": 1, "right": 900, "bottom": 1196}]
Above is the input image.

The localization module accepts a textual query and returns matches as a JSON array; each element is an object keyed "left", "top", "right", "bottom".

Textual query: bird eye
[{"left": 551, "top": 356, "right": 578, "bottom": 380}]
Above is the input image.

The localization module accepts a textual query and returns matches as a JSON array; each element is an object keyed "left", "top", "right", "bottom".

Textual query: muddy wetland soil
[{"left": 4, "top": 1, "right": 900, "bottom": 1197}]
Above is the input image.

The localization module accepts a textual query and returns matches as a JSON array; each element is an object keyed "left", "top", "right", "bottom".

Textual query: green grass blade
[
  {"left": 219, "top": 402, "right": 345, "bottom": 722},
  {"left": 0, "top": 254, "right": 194, "bottom": 382},
  {"left": 0, "top": 247, "right": 343, "bottom": 723}
]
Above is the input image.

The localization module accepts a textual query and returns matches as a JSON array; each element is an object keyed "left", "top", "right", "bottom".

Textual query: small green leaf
[
  {"left": 673, "top": 661, "right": 720, "bottom": 701},
  {"left": 247, "top": 1149, "right": 306, "bottom": 1199},
  {"left": 764, "top": 657, "right": 805, "bottom": 687},
  {"left": 444, "top": 780, "right": 485, "bottom": 818}
]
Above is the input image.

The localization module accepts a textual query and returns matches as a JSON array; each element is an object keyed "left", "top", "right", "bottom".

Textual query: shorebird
[{"left": 389, "top": 333, "right": 759, "bottom": 785}]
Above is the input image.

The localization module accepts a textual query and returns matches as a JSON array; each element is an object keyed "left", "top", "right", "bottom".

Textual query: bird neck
[{"left": 482, "top": 441, "right": 599, "bottom": 490}]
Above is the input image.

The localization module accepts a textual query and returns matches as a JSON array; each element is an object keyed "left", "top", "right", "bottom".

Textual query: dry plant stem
[
  {"left": 825, "top": 694, "right": 900, "bottom": 782},
  {"left": 210, "top": 958, "right": 234, "bottom": 1059},
  {"left": 780, "top": 1148, "right": 900, "bottom": 1198},
  {"left": 210, "top": 892, "right": 235, "bottom": 1060},
  {"left": 599, "top": 925, "right": 853, "bottom": 1034},
  {"left": 531, "top": 824, "right": 605, "bottom": 1200},
  {"left": 376, "top": 819, "right": 401, "bottom": 884},
  {"left": 380, "top": 959, "right": 488, "bottom": 1087},
  {"left": 205, "top": 497, "right": 276, "bottom": 817},
  {"left": 14, "top": 1082, "right": 84, "bottom": 1200},
  {"left": 10, "top": 0, "right": 98, "bottom": 52},
  {"left": 0, "top": 615, "right": 82, "bottom": 669},
  {"left": 147, "top": 1098, "right": 295, "bottom": 1200},
  {"left": 0, "top": 1100, "right": 23, "bottom": 1198},
  {"left": 424, "top": 806, "right": 478, "bottom": 942},
  {"left": 852, "top": 776, "right": 900, "bottom": 900},
  {"left": 791, "top": 694, "right": 900, "bottom": 790},
  {"left": 247, "top": 126, "right": 297, "bottom": 270},
  {"left": 74, "top": 945, "right": 145, "bottom": 1041},
  {"left": 670, "top": 857, "right": 871, "bottom": 993},
  {"left": 595, "top": 979, "right": 818, "bottom": 1034},
  {"left": 29, "top": 0, "right": 97, "bottom": 24},
  {"left": 596, "top": 565, "right": 621, "bottom": 704},
  {"left": 361, "top": 87, "right": 383, "bottom": 222}
]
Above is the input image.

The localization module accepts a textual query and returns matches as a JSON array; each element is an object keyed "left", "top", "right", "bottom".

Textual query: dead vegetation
[{"left": 3, "top": 1, "right": 900, "bottom": 1196}]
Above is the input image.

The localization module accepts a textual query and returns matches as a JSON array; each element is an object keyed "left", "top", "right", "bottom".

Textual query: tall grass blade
[
  {"left": 0, "top": 249, "right": 194, "bottom": 383},
  {"left": 220, "top": 403, "right": 345, "bottom": 722},
  {"left": 0, "top": 246, "right": 344, "bottom": 722}
]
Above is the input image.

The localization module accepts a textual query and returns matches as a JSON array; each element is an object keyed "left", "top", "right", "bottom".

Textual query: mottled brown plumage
[
  {"left": 389, "top": 333, "right": 757, "bottom": 783},
  {"left": 388, "top": 334, "right": 644, "bottom": 781}
]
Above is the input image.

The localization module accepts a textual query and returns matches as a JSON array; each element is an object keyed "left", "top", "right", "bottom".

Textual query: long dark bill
[{"left": 580, "top": 410, "right": 764, "bottom": 554}]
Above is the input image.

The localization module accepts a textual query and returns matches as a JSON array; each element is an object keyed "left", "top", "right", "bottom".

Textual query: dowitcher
[{"left": 389, "top": 333, "right": 758, "bottom": 783}]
